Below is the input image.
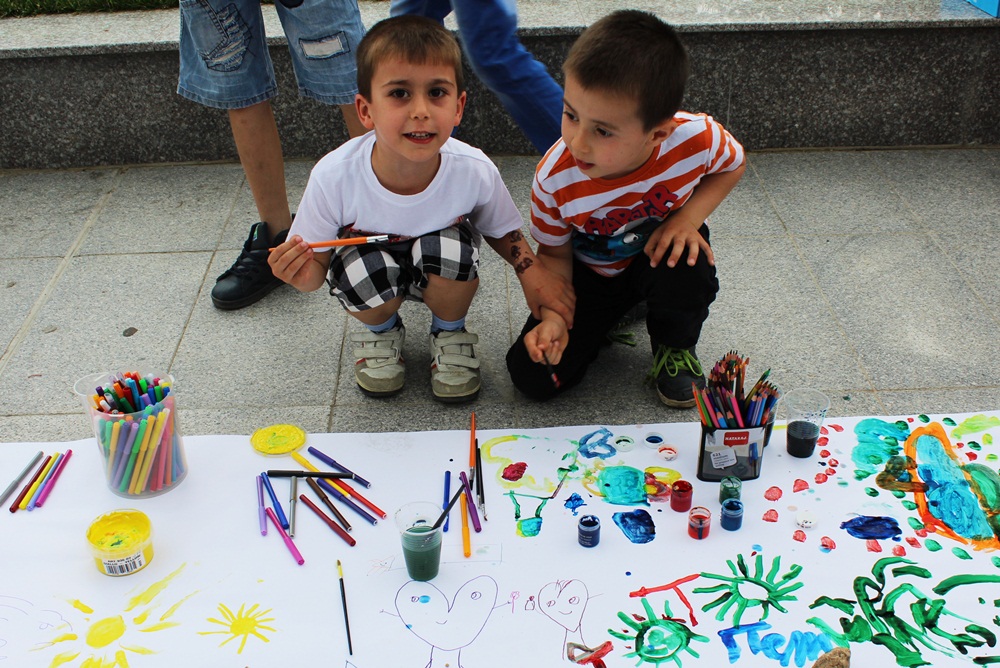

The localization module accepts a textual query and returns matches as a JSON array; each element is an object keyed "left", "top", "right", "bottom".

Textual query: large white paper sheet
[{"left": 2, "top": 411, "right": 1000, "bottom": 667}]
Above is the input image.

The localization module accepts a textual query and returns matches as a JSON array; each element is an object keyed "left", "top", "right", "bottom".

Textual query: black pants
[{"left": 506, "top": 225, "right": 719, "bottom": 401}]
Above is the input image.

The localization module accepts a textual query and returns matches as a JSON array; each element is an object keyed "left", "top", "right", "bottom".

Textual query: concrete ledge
[{"left": 1, "top": 0, "right": 998, "bottom": 168}]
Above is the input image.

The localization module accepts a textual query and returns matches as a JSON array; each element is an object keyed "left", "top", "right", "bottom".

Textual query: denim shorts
[{"left": 177, "top": 0, "right": 364, "bottom": 109}]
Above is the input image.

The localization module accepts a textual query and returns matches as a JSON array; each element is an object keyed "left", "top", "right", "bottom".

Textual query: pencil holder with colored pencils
[
  {"left": 74, "top": 371, "right": 188, "bottom": 498},
  {"left": 694, "top": 351, "right": 780, "bottom": 482}
]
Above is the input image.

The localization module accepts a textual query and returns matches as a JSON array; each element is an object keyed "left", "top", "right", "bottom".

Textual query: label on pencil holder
[{"left": 696, "top": 425, "right": 768, "bottom": 482}]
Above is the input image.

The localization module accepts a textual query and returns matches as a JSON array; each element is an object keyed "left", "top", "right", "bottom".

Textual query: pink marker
[{"left": 266, "top": 506, "right": 304, "bottom": 565}]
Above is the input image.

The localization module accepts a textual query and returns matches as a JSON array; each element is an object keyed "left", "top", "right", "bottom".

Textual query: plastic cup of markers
[
  {"left": 87, "top": 509, "right": 154, "bottom": 576},
  {"left": 395, "top": 502, "right": 443, "bottom": 581},
  {"left": 73, "top": 372, "right": 188, "bottom": 499}
]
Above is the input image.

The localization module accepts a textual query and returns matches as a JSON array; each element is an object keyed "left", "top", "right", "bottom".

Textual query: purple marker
[
  {"left": 256, "top": 475, "right": 268, "bottom": 536},
  {"left": 307, "top": 447, "right": 370, "bottom": 488},
  {"left": 459, "top": 471, "right": 482, "bottom": 533}
]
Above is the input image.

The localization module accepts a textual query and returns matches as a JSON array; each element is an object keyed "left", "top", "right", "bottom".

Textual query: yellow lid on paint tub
[{"left": 86, "top": 509, "right": 154, "bottom": 576}]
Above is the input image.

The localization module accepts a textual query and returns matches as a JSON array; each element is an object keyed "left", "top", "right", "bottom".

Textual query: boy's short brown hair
[
  {"left": 356, "top": 15, "right": 465, "bottom": 100},
  {"left": 564, "top": 10, "right": 689, "bottom": 131}
]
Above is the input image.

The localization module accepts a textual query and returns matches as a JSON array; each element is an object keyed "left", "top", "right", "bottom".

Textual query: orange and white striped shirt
[{"left": 531, "top": 112, "right": 744, "bottom": 276}]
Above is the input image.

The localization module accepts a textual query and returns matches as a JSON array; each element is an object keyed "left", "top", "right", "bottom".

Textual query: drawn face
[
  {"left": 395, "top": 576, "right": 498, "bottom": 651},
  {"left": 538, "top": 580, "right": 588, "bottom": 632}
]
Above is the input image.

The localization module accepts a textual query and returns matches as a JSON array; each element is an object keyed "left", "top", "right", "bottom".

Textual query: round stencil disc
[{"left": 251, "top": 424, "right": 306, "bottom": 455}]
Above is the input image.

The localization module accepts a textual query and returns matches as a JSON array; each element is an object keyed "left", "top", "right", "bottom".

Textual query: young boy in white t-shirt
[{"left": 269, "top": 15, "right": 573, "bottom": 403}]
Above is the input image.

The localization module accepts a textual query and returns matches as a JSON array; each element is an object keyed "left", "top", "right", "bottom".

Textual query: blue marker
[
  {"left": 260, "top": 472, "right": 290, "bottom": 530},
  {"left": 442, "top": 471, "right": 452, "bottom": 532}
]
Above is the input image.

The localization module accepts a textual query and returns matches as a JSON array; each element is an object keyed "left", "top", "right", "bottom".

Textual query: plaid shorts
[{"left": 329, "top": 221, "right": 480, "bottom": 311}]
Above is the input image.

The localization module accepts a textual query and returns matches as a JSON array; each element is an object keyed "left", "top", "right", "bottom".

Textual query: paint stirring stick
[
  {"left": 337, "top": 560, "right": 355, "bottom": 655},
  {"left": 0, "top": 450, "right": 43, "bottom": 507}
]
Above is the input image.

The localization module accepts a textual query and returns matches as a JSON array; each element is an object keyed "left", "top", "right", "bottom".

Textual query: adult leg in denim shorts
[{"left": 178, "top": 0, "right": 367, "bottom": 309}]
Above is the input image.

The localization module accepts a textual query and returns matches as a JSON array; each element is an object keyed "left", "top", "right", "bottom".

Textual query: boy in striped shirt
[{"left": 506, "top": 10, "right": 746, "bottom": 408}]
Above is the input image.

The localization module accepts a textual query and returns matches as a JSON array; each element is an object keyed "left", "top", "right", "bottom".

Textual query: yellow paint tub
[{"left": 86, "top": 509, "right": 154, "bottom": 576}]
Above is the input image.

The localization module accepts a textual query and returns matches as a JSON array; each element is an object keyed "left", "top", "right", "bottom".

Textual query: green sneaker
[{"left": 647, "top": 345, "right": 705, "bottom": 408}]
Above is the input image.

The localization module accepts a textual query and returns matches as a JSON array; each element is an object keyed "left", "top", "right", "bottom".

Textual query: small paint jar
[
  {"left": 86, "top": 509, "right": 154, "bottom": 576},
  {"left": 670, "top": 480, "right": 693, "bottom": 512},
  {"left": 720, "top": 498, "right": 744, "bottom": 531},
  {"left": 578, "top": 515, "right": 600, "bottom": 547},
  {"left": 719, "top": 476, "right": 742, "bottom": 503},
  {"left": 688, "top": 506, "right": 711, "bottom": 539},
  {"left": 644, "top": 432, "right": 665, "bottom": 449}
]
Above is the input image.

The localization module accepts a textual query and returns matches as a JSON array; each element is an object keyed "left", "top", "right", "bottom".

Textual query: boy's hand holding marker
[{"left": 268, "top": 234, "right": 329, "bottom": 293}]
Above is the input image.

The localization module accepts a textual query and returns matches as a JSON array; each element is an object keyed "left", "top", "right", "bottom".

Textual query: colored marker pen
[{"left": 260, "top": 472, "right": 289, "bottom": 530}]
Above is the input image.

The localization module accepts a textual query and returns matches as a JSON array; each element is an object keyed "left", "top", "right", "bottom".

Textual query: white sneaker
[
  {"left": 350, "top": 325, "right": 405, "bottom": 397},
  {"left": 429, "top": 329, "right": 481, "bottom": 402}
]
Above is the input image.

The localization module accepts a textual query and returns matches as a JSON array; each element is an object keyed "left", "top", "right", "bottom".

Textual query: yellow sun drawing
[
  {"left": 42, "top": 564, "right": 195, "bottom": 668},
  {"left": 198, "top": 603, "right": 276, "bottom": 654}
]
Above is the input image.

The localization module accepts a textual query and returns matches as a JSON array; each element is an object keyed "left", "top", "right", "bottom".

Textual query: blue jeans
[
  {"left": 178, "top": 0, "right": 364, "bottom": 108},
  {"left": 390, "top": 0, "right": 563, "bottom": 154}
]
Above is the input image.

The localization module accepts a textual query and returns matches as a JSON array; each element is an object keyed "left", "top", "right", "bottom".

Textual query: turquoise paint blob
[
  {"left": 516, "top": 517, "right": 543, "bottom": 537},
  {"left": 598, "top": 466, "right": 649, "bottom": 506},
  {"left": 851, "top": 419, "right": 911, "bottom": 479},
  {"left": 952, "top": 546, "right": 973, "bottom": 560},
  {"left": 915, "top": 432, "right": 995, "bottom": 540},
  {"left": 418, "top": 595, "right": 431, "bottom": 603},
  {"left": 992, "top": 556, "right": 1000, "bottom": 568},
  {"left": 564, "top": 492, "right": 586, "bottom": 515}
]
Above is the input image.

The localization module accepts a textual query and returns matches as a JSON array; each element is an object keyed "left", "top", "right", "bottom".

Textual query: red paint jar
[
  {"left": 670, "top": 480, "right": 693, "bottom": 512},
  {"left": 688, "top": 506, "right": 711, "bottom": 539}
]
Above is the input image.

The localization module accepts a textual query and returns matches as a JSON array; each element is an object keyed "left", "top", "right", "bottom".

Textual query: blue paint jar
[
  {"left": 578, "top": 515, "right": 600, "bottom": 547},
  {"left": 720, "top": 498, "right": 744, "bottom": 531}
]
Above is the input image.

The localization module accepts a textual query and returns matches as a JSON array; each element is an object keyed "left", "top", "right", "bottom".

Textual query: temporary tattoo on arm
[{"left": 514, "top": 257, "right": 534, "bottom": 274}]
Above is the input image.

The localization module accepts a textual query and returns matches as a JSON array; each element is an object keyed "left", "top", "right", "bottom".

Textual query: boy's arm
[
  {"left": 484, "top": 230, "right": 576, "bottom": 329},
  {"left": 268, "top": 235, "right": 332, "bottom": 292},
  {"left": 645, "top": 162, "right": 746, "bottom": 269}
]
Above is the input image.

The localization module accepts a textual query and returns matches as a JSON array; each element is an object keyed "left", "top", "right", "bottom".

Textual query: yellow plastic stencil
[{"left": 250, "top": 424, "right": 306, "bottom": 456}]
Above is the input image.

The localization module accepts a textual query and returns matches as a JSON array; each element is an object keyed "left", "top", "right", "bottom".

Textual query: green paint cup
[{"left": 395, "top": 502, "right": 443, "bottom": 581}]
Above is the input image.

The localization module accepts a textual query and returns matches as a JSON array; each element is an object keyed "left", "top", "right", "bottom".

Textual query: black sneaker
[
  {"left": 211, "top": 222, "right": 288, "bottom": 310},
  {"left": 647, "top": 345, "right": 705, "bottom": 408}
]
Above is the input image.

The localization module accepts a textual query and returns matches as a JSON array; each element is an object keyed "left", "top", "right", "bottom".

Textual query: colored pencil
[
  {"left": 337, "top": 560, "right": 355, "bottom": 655},
  {"left": 299, "top": 495, "right": 356, "bottom": 547},
  {"left": 34, "top": 449, "right": 73, "bottom": 508},
  {"left": 459, "top": 471, "right": 482, "bottom": 533},
  {"left": 305, "top": 447, "right": 371, "bottom": 487},
  {"left": 0, "top": 451, "right": 43, "bottom": 507},
  {"left": 268, "top": 234, "right": 391, "bottom": 252},
  {"left": 306, "top": 478, "right": 352, "bottom": 532},
  {"left": 265, "top": 506, "right": 304, "bottom": 565},
  {"left": 9, "top": 455, "right": 50, "bottom": 513}
]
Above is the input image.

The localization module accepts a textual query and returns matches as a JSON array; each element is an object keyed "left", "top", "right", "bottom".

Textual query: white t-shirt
[{"left": 290, "top": 132, "right": 524, "bottom": 244}]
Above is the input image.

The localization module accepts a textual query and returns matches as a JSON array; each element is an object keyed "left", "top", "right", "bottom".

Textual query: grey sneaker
[
  {"left": 350, "top": 325, "right": 405, "bottom": 397},
  {"left": 647, "top": 345, "right": 705, "bottom": 408},
  {"left": 429, "top": 329, "right": 481, "bottom": 403}
]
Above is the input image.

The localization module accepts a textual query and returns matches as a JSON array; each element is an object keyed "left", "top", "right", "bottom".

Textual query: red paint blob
[
  {"left": 828, "top": 458, "right": 839, "bottom": 467},
  {"left": 915, "top": 528, "right": 928, "bottom": 537},
  {"left": 866, "top": 539, "right": 882, "bottom": 553},
  {"left": 764, "top": 486, "right": 783, "bottom": 501},
  {"left": 892, "top": 546, "right": 906, "bottom": 557},
  {"left": 793, "top": 479, "right": 810, "bottom": 493},
  {"left": 820, "top": 536, "right": 837, "bottom": 550},
  {"left": 967, "top": 452, "right": 979, "bottom": 461},
  {"left": 957, "top": 442, "right": 964, "bottom": 448},
  {"left": 793, "top": 530, "right": 807, "bottom": 542},
  {"left": 815, "top": 473, "right": 829, "bottom": 484},
  {"left": 501, "top": 462, "right": 528, "bottom": 481},
  {"left": 817, "top": 436, "right": 829, "bottom": 446},
  {"left": 819, "top": 450, "right": 831, "bottom": 458},
  {"left": 763, "top": 509, "right": 779, "bottom": 522},
  {"left": 829, "top": 424, "right": 844, "bottom": 432},
  {"left": 820, "top": 426, "right": 828, "bottom": 435},
  {"left": 906, "top": 537, "right": 921, "bottom": 548},
  {"left": 825, "top": 468, "right": 836, "bottom": 476}
]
